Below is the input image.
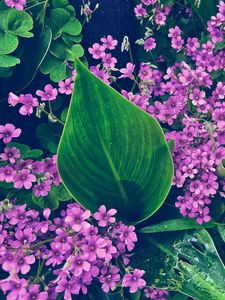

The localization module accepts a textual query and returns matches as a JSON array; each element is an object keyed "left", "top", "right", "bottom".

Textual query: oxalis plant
[{"left": 1, "top": 0, "right": 225, "bottom": 299}]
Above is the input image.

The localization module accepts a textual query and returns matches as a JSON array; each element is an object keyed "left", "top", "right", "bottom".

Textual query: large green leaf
[
  {"left": 57, "top": 58, "right": 173, "bottom": 224},
  {"left": 138, "top": 229, "right": 225, "bottom": 300}
]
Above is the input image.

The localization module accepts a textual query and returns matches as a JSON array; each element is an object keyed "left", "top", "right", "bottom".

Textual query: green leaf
[
  {"left": 146, "top": 229, "right": 225, "bottom": 300},
  {"left": 139, "top": 219, "right": 216, "bottom": 233},
  {"left": 0, "top": 30, "right": 18, "bottom": 54},
  {"left": 62, "top": 18, "right": 82, "bottom": 36},
  {"left": 32, "top": 183, "right": 72, "bottom": 210},
  {"left": 52, "top": 0, "right": 69, "bottom": 8},
  {"left": 1, "top": 26, "right": 52, "bottom": 96},
  {"left": 167, "top": 139, "right": 174, "bottom": 153},
  {"left": 70, "top": 44, "right": 84, "bottom": 58},
  {"left": 61, "top": 107, "right": 68, "bottom": 122},
  {"left": 188, "top": 0, "right": 219, "bottom": 25},
  {"left": 40, "top": 52, "right": 61, "bottom": 75},
  {"left": 0, "top": 54, "right": 20, "bottom": 67},
  {"left": 50, "top": 62, "right": 67, "bottom": 82},
  {"left": 217, "top": 225, "right": 225, "bottom": 242},
  {"left": 50, "top": 8, "right": 70, "bottom": 28},
  {"left": 7, "top": 9, "right": 33, "bottom": 37},
  {"left": 57, "top": 58, "right": 173, "bottom": 224},
  {"left": 171, "top": 293, "right": 188, "bottom": 300},
  {"left": 23, "top": 149, "right": 43, "bottom": 159}
]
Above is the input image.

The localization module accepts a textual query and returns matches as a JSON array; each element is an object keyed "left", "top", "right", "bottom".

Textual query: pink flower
[
  {"left": 15, "top": 253, "right": 35, "bottom": 274},
  {"left": 102, "top": 54, "right": 117, "bottom": 69},
  {"left": 134, "top": 4, "right": 147, "bottom": 17},
  {"left": 119, "top": 63, "right": 135, "bottom": 79},
  {"left": 196, "top": 207, "right": 211, "bottom": 224},
  {"left": 144, "top": 37, "right": 156, "bottom": 51},
  {"left": 0, "top": 123, "right": 21, "bottom": 144},
  {"left": 189, "top": 88, "right": 206, "bottom": 106},
  {"left": 4, "top": 0, "right": 26, "bottom": 10},
  {"left": 19, "top": 94, "right": 39, "bottom": 115},
  {"left": 155, "top": 12, "right": 166, "bottom": 26},
  {"left": 122, "top": 269, "right": 146, "bottom": 293},
  {"left": 65, "top": 206, "right": 91, "bottom": 232},
  {"left": 0, "top": 166, "right": 15, "bottom": 183},
  {"left": 100, "top": 35, "right": 118, "bottom": 50},
  {"left": 58, "top": 78, "right": 74, "bottom": 95},
  {"left": 68, "top": 254, "right": 91, "bottom": 276},
  {"left": 36, "top": 84, "right": 58, "bottom": 101},
  {"left": 33, "top": 181, "right": 51, "bottom": 197},
  {"left": 0, "top": 147, "right": 20, "bottom": 163},
  {"left": 8, "top": 92, "right": 20, "bottom": 106},
  {"left": 90, "top": 66, "right": 110, "bottom": 84},
  {"left": 13, "top": 169, "right": 36, "bottom": 189},
  {"left": 94, "top": 205, "right": 117, "bottom": 227},
  {"left": 88, "top": 43, "right": 106, "bottom": 59}
]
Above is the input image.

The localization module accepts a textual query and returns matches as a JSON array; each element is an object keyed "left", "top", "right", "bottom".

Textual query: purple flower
[
  {"left": 15, "top": 252, "right": 35, "bottom": 274},
  {"left": 58, "top": 78, "right": 74, "bottom": 95},
  {"left": 0, "top": 166, "right": 16, "bottom": 183},
  {"left": 100, "top": 35, "right": 118, "bottom": 50},
  {"left": 94, "top": 205, "right": 117, "bottom": 227},
  {"left": 144, "top": 37, "right": 156, "bottom": 51},
  {"left": 13, "top": 169, "right": 36, "bottom": 189},
  {"left": 36, "top": 84, "right": 58, "bottom": 101},
  {"left": 119, "top": 225, "right": 137, "bottom": 251},
  {"left": 88, "top": 43, "right": 106, "bottom": 59},
  {"left": 19, "top": 94, "right": 39, "bottom": 115},
  {"left": 119, "top": 63, "right": 135, "bottom": 79},
  {"left": 134, "top": 4, "right": 147, "bottom": 17},
  {"left": 100, "top": 266, "right": 120, "bottom": 293},
  {"left": 65, "top": 206, "right": 91, "bottom": 232},
  {"left": 4, "top": 0, "right": 26, "bottom": 10},
  {"left": 0, "top": 124, "right": 21, "bottom": 144},
  {"left": 46, "top": 243, "right": 64, "bottom": 267},
  {"left": 122, "top": 269, "right": 146, "bottom": 293},
  {"left": 12, "top": 227, "right": 36, "bottom": 248},
  {"left": 102, "top": 54, "right": 117, "bottom": 69},
  {"left": 8, "top": 92, "right": 20, "bottom": 107},
  {"left": 6, "top": 204, "right": 29, "bottom": 226},
  {"left": 24, "top": 284, "right": 48, "bottom": 300},
  {"left": 33, "top": 181, "right": 51, "bottom": 197},
  {"left": 196, "top": 207, "right": 211, "bottom": 224},
  {"left": 189, "top": 88, "right": 205, "bottom": 106},
  {"left": 90, "top": 66, "right": 110, "bottom": 84},
  {"left": 68, "top": 254, "right": 91, "bottom": 276},
  {"left": 0, "top": 276, "right": 27, "bottom": 300},
  {"left": 0, "top": 147, "right": 20, "bottom": 164},
  {"left": 81, "top": 235, "right": 107, "bottom": 261}
]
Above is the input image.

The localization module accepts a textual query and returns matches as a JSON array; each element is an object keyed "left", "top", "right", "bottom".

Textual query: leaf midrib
[{"left": 97, "top": 128, "right": 128, "bottom": 206}]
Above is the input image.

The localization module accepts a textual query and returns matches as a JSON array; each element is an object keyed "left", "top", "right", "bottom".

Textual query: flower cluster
[
  {"left": 8, "top": 71, "right": 75, "bottom": 117},
  {"left": 88, "top": 35, "right": 118, "bottom": 84},
  {"left": 0, "top": 202, "right": 146, "bottom": 299},
  {"left": 0, "top": 123, "right": 60, "bottom": 197}
]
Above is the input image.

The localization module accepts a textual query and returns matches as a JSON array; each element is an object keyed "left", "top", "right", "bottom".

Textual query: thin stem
[
  {"left": 30, "top": 238, "right": 55, "bottom": 250},
  {"left": 40, "top": 108, "right": 65, "bottom": 126},
  {"left": 24, "top": 0, "right": 47, "bottom": 11}
]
